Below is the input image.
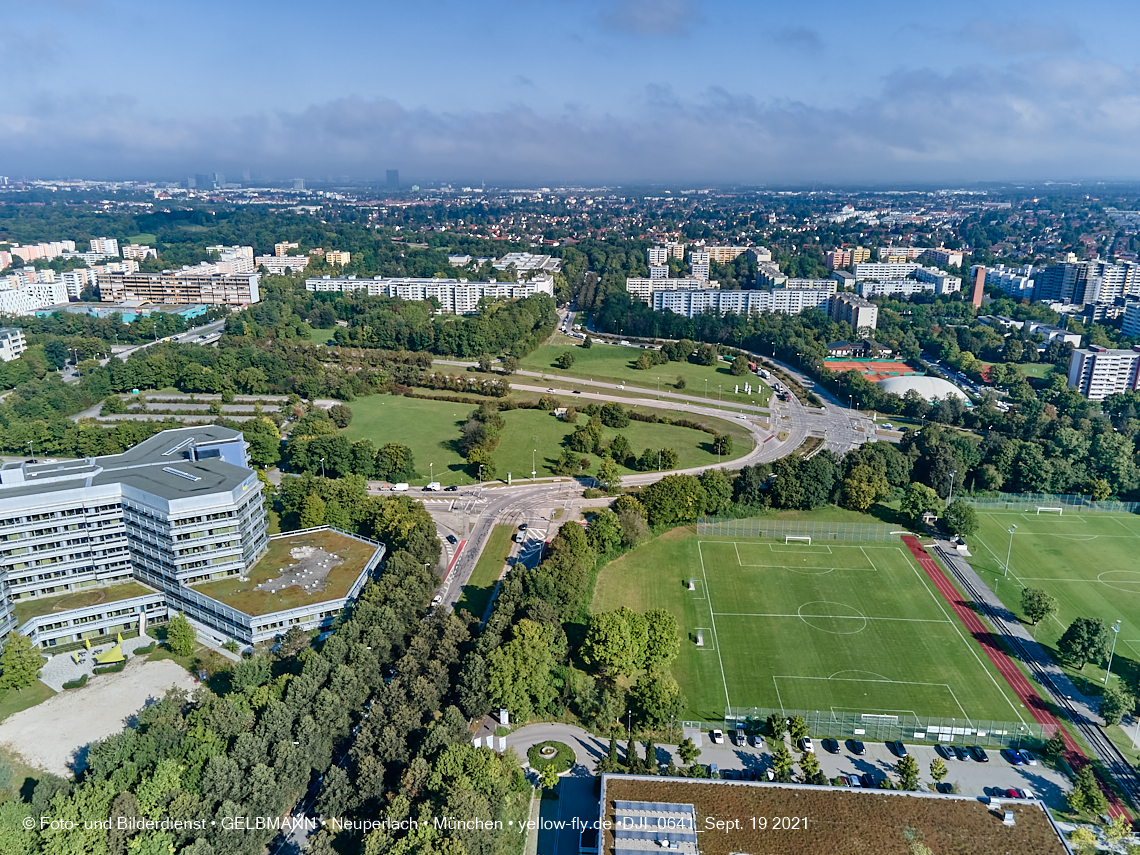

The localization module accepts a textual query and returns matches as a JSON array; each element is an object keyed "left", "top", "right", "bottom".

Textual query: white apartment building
[
  {"left": 306, "top": 274, "right": 554, "bottom": 314},
  {"left": 973, "top": 264, "right": 1036, "bottom": 300},
  {"left": 647, "top": 246, "right": 670, "bottom": 279},
  {"left": 0, "top": 268, "right": 70, "bottom": 314},
  {"left": 876, "top": 246, "right": 925, "bottom": 261},
  {"left": 831, "top": 293, "right": 879, "bottom": 332},
  {"left": 652, "top": 287, "right": 834, "bottom": 318},
  {"left": 274, "top": 241, "right": 299, "bottom": 256},
  {"left": 855, "top": 262, "right": 921, "bottom": 280},
  {"left": 747, "top": 246, "right": 773, "bottom": 263},
  {"left": 99, "top": 271, "right": 260, "bottom": 306},
  {"left": 493, "top": 252, "right": 562, "bottom": 275},
  {"left": 61, "top": 269, "right": 95, "bottom": 299},
  {"left": 90, "top": 237, "right": 120, "bottom": 256},
  {"left": 912, "top": 266, "right": 962, "bottom": 294},
  {"left": 0, "top": 327, "right": 27, "bottom": 362},
  {"left": 689, "top": 251, "right": 710, "bottom": 280},
  {"left": 626, "top": 277, "right": 719, "bottom": 304},
  {"left": 1123, "top": 302, "right": 1140, "bottom": 339},
  {"left": 756, "top": 261, "right": 788, "bottom": 288},
  {"left": 122, "top": 244, "right": 157, "bottom": 261},
  {"left": 1067, "top": 345, "right": 1140, "bottom": 400},
  {"left": 255, "top": 255, "right": 310, "bottom": 274},
  {"left": 10, "top": 241, "right": 75, "bottom": 263}
]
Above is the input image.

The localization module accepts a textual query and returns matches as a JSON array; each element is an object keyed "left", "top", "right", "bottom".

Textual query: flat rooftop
[
  {"left": 12, "top": 580, "right": 159, "bottom": 625},
  {"left": 0, "top": 425, "right": 252, "bottom": 503},
  {"left": 603, "top": 778, "right": 1068, "bottom": 855},
  {"left": 190, "top": 529, "right": 379, "bottom": 616}
]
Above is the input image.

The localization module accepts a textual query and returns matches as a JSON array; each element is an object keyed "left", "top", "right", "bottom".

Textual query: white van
[
  {"left": 424, "top": 482, "right": 441, "bottom": 491},
  {"left": 392, "top": 483, "right": 409, "bottom": 492}
]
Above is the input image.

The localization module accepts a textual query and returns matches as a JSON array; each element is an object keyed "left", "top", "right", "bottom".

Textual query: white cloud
[{"left": 598, "top": 0, "right": 701, "bottom": 36}]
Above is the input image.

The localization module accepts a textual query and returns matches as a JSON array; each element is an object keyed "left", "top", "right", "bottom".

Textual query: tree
[
  {"left": 1068, "top": 827, "right": 1097, "bottom": 854},
  {"left": 901, "top": 482, "right": 942, "bottom": 525},
  {"left": 766, "top": 713, "right": 786, "bottom": 739},
  {"left": 677, "top": 737, "right": 700, "bottom": 765},
  {"left": 581, "top": 336, "right": 592, "bottom": 349},
  {"left": 674, "top": 375, "right": 686, "bottom": 389},
  {"left": 770, "top": 745, "right": 794, "bottom": 783},
  {"left": 1058, "top": 617, "right": 1112, "bottom": 671},
  {"left": 638, "top": 474, "right": 707, "bottom": 526},
  {"left": 299, "top": 493, "right": 327, "bottom": 528},
  {"left": 487, "top": 619, "right": 560, "bottom": 721},
  {"left": 581, "top": 608, "right": 647, "bottom": 678},
  {"left": 842, "top": 464, "right": 889, "bottom": 511},
  {"left": 798, "top": 750, "right": 822, "bottom": 784},
  {"left": 586, "top": 508, "right": 623, "bottom": 555},
  {"left": 1043, "top": 729, "right": 1067, "bottom": 758},
  {"left": 644, "top": 610, "right": 680, "bottom": 668},
  {"left": 929, "top": 757, "right": 948, "bottom": 786},
  {"left": 788, "top": 715, "right": 810, "bottom": 742},
  {"left": 0, "top": 633, "right": 42, "bottom": 691},
  {"left": 712, "top": 434, "right": 732, "bottom": 456},
  {"left": 895, "top": 755, "right": 920, "bottom": 791},
  {"left": 327, "top": 404, "right": 353, "bottom": 428},
  {"left": 730, "top": 355, "right": 749, "bottom": 376},
  {"left": 1100, "top": 684, "right": 1133, "bottom": 727},
  {"left": 596, "top": 457, "right": 622, "bottom": 496},
  {"left": 555, "top": 351, "right": 576, "bottom": 369},
  {"left": 600, "top": 402, "right": 630, "bottom": 428},
  {"left": 166, "top": 613, "right": 196, "bottom": 657},
  {"left": 1066, "top": 765, "right": 1109, "bottom": 817},
  {"left": 539, "top": 765, "right": 560, "bottom": 791},
  {"left": 1021, "top": 587, "right": 1058, "bottom": 627},
  {"left": 942, "top": 499, "right": 979, "bottom": 537},
  {"left": 631, "top": 671, "right": 684, "bottom": 727},
  {"left": 375, "top": 443, "right": 416, "bottom": 482},
  {"left": 643, "top": 738, "right": 658, "bottom": 774},
  {"left": 617, "top": 508, "right": 649, "bottom": 547}
]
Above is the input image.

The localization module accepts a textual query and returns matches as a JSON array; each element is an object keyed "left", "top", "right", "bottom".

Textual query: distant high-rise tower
[
  {"left": 386, "top": 170, "right": 399, "bottom": 189},
  {"left": 193, "top": 173, "right": 210, "bottom": 190},
  {"left": 971, "top": 265, "right": 986, "bottom": 308},
  {"left": 293, "top": 178, "right": 305, "bottom": 190}
]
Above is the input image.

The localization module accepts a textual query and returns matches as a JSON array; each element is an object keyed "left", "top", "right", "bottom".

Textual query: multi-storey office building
[
  {"left": 306, "top": 274, "right": 554, "bottom": 314},
  {"left": 0, "top": 426, "right": 269, "bottom": 647},
  {"left": 99, "top": 271, "right": 261, "bottom": 305}
]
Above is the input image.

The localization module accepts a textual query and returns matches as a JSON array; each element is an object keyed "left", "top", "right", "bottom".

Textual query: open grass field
[
  {"left": 978, "top": 361, "right": 1055, "bottom": 381},
  {"left": 456, "top": 525, "right": 514, "bottom": 620},
  {"left": 519, "top": 342, "right": 772, "bottom": 408},
  {"left": 12, "top": 580, "right": 156, "bottom": 624},
  {"left": 192, "top": 529, "right": 378, "bottom": 615},
  {"left": 308, "top": 326, "right": 338, "bottom": 344},
  {"left": 592, "top": 524, "right": 1030, "bottom": 725},
  {"left": 342, "top": 396, "right": 752, "bottom": 486},
  {"left": 126, "top": 234, "right": 157, "bottom": 245},
  {"left": 968, "top": 508, "right": 1140, "bottom": 694},
  {"left": 0, "top": 680, "right": 55, "bottom": 724}
]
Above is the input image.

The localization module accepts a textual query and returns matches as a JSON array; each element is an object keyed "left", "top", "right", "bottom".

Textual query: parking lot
[{"left": 689, "top": 734, "right": 1071, "bottom": 810}]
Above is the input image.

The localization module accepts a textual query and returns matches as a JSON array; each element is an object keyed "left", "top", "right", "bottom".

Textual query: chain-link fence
[
  {"left": 697, "top": 517, "right": 904, "bottom": 541},
  {"left": 723, "top": 706, "right": 1054, "bottom": 750},
  {"left": 962, "top": 492, "right": 1140, "bottom": 514}
]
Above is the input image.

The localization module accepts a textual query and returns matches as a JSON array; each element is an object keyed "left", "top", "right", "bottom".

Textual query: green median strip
[{"left": 456, "top": 525, "right": 516, "bottom": 620}]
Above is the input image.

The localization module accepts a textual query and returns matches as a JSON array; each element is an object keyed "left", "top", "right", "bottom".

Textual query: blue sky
[{"left": 3, "top": 0, "right": 1139, "bottom": 184}]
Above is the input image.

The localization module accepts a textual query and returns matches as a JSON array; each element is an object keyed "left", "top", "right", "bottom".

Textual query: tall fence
[
  {"left": 697, "top": 518, "right": 903, "bottom": 542},
  {"left": 961, "top": 492, "right": 1140, "bottom": 514},
  {"left": 723, "top": 707, "right": 1054, "bottom": 750}
]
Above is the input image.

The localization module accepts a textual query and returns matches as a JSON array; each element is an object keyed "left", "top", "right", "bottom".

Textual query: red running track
[{"left": 902, "top": 536, "right": 1131, "bottom": 821}]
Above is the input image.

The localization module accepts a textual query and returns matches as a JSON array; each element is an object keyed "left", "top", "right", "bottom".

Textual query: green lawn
[
  {"left": 456, "top": 525, "right": 515, "bottom": 620},
  {"left": 519, "top": 342, "right": 772, "bottom": 408},
  {"left": 342, "top": 396, "right": 753, "bottom": 486},
  {"left": 0, "top": 680, "right": 55, "bottom": 723},
  {"left": 978, "top": 361, "right": 1054, "bottom": 381},
  {"left": 968, "top": 508, "right": 1140, "bottom": 697},
  {"left": 13, "top": 581, "right": 156, "bottom": 625},
  {"left": 127, "top": 234, "right": 157, "bottom": 245},
  {"left": 308, "top": 327, "right": 338, "bottom": 345},
  {"left": 592, "top": 520, "right": 1030, "bottom": 725}
]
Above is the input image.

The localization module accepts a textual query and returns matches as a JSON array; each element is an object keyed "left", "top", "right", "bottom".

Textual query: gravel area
[{"left": 0, "top": 658, "right": 198, "bottom": 777}]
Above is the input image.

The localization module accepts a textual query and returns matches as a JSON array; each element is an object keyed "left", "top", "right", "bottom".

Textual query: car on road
[
  {"left": 710, "top": 730, "right": 724, "bottom": 745},
  {"left": 518, "top": 523, "right": 527, "bottom": 530},
  {"left": 444, "top": 485, "right": 459, "bottom": 491},
  {"left": 821, "top": 738, "right": 840, "bottom": 754},
  {"left": 970, "top": 746, "right": 990, "bottom": 762},
  {"left": 848, "top": 739, "right": 866, "bottom": 755},
  {"left": 736, "top": 414, "right": 748, "bottom": 420},
  {"left": 1003, "top": 749, "right": 1025, "bottom": 765},
  {"left": 446, "top": 534, "right": 458, "bottom": 544},
  {"left": 431, "top": 594, "right": 443, "bottom": 607},
  {"left": 572, "top": 390, "right": 581, "bottom": 394},
  {"left": 881, "top": 423, "right": 895, "bottom": 430},
  {"left": 799, "top": 737, "right": 814, "bottom": 753},
  {"left": 935, "top": 744, "right": 955, "bottom": 760},
  {"left": 951, "top": 745, "right": 971, "bottom": 761},
  {"left": 889, "top": 740, "right": 907, "bottom": 757},
  {"left": 1018, "top": 750, "right": 1037, "bottom": 766},
  {"left": 546, "top": 388, "right": 555, "bottom": 393}
]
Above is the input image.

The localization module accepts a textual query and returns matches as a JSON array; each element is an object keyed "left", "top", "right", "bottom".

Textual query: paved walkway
[{"left": 40, "top": 633, "right": 157, "bottom": 692}]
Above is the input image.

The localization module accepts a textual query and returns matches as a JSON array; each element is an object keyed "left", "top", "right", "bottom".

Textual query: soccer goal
[
  {"left": 785, "top": 535, "right": 812, "bottom": 546},
  {"left": 1036, "top": 507, "right": 1063, "bottom": 515}
]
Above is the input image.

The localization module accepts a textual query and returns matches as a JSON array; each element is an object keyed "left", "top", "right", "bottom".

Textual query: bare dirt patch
[{"left": 0, "top": 658, "right": 197, "bottom": 777}]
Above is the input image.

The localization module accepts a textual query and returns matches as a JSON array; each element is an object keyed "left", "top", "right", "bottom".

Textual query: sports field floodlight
[
  {"left": 1105, "top": 620, "right": 1122, "bottom": 685},
  {"left": 1004, "top": 525, "right": 1017, "bottom": 577}
]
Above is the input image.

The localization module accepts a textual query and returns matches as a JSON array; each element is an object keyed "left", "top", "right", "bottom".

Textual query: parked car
[
  {"left": 848, "top": 739, "right": 866, "bottom": 755},
  {"left": 750, "top": 734, "right": 764, "bottom": 749},
  {"left": 860, "top": 773, "right": 876, "bottom": 788},
  {"left": 889, "top": 740, "right": 907, "bottom": 757},
  {"left": 518, "top": 523, "right": 528, "bottom": 530},
  {"left": 710, "top": 730, "right": 725, "bottom": 745},
  {"left": 430, "top": 594, "right": 443, "bottom": 607},
  {"left": 799, "top": 737, "right": 814, "bottom": 753},
  {"left": 935, "top": 744, "right": 955, "bottom": 760},
  {"left": 444, "top": 485, "right": 459, "bottom": 491},
  {"left": 848, "top": 774, "right": 862, "bottom": 788},
  {"left": 1018, "top": 750, "right": 1038, "bottom": 766},
  {"left": 822, "top": 738, "right": 840, "bottom": 754},
  {"left": 708, "top": 763, "right": 719, "bottom": 778},
  {"left": 1003, "top": 749, "right": 1025, "bottom": 766},
  {"left": 952, "top": 745, "right": 971, "bottom": 761},
  {"left": 970, "top": 746, "right": 990, "bottom": 762}
]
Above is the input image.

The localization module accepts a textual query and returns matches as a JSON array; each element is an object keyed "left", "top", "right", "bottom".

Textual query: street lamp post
[
  {"left": 947, "top": 471, "right": 957, "bottom": 506},
  {"left": 531, "top": 448, "right": 536, "bottom": 480},
  {"left": 1004, "top": 524, "right": 1017, "bottom": 577},
  {"left": 718, "top": 384, "right": 722, "bottom": 409},
  {"left": 627, "top": 710, "right": 633, "bottom": 758},
  {"left": 1105, "top": 620, "right": 1122, "bottom": 685},
  {"left": 430, "top": 462, "right": 434, "bottom": 484},
  {"left": 320, "top": 457, "right": 325, "bottom": 479},
  {"left": 704, "top": 378, "right": 708, "bottom": 399}
]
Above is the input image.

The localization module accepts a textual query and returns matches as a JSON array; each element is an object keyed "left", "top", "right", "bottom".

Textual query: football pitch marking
[
  {"left": 829, "top": 670, "right": 891, "bottom": 681},
  {"left": 693, "top": 627, "right": 716, "bottom": 651},
  {"left": 831, "top": 707, "right": 920, "bottom": 719},
  {"left": 697, "top": 541, "right": 731, "bottom": 708},
  {"left": 772, "top": 674, "right": 972, "bottom": 722}
]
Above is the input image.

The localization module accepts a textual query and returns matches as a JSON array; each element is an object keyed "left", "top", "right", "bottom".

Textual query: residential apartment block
[
  {"left": 10, "top": 241, "right": 75, "bottom": 264},
  {"left": 1067, "top": 345, "right": 1140, "bottom": 400},
  {"left": 274, "top": 241, "right": 300, "bottom": 256},
  {"left": 625, "top": 277, "right": 718, "bottom": 304},
  {"left": 972, "top": 264, "right": 1036, "bottom": 300},
  {"left": 255, "top": 255, "right": 310, "bottom": 274},
  {"left": 0, "top": 327, "right": 27, "bottom": 362},
  {"left": 325, "top": 250, "right": 351, "bottom": 266},
  {"left": 854, "top": 262, "right": 921, "bottom": 280},
  {"left": 306, "top": 274, "right": 553, "bottom": 314},
  {"left": 0, "top": 268, "right": 70, "bottom": 315},
  {"left": 831, "top": 293, "right": 879, "bottom": 332},
  {"left": 99, "top": 271, "right": 261, "bottom": 305},
  {"left": 703, "top": 246, "right": 754, "bottom": 263},
  {"left": 90, "top": 237, "right": 120, "bottom": 256},
  {"left": 1124, "top": 302, "right": 1140, "bottom": 339},
  {"left": 652, "top": 285, "right": 836, "bottom": 318},
  {"left": 689, "top": 251, "right": 710, "bottom": 280},
  {"left": 122, "top": 244, "right": 157, "bottom": 261},
  {"left": 825, "top": 247, "right": 872, "bottom": 269},
  {"left": 1035, "top": 260, "right": 1139, "bottom": 306}
]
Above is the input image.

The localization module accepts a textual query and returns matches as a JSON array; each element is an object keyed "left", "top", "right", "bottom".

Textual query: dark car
[
  {"left": 444, "top": 485, "right": 459, "bottom": 492},
  {"left": 446, "top": 534, "right": 458, "bottom": 544},
  {"left": 860, "top": 773, "right": 876, "bottom": 788},
  {"left": 951, "top": 745, "right": 971, "bottom": 761},
  {"left": 518, "top": 523, "right": 528, "bottom": 530},
  {"left": 1003, "top": 749, "right": 1025, "bottom": 766},
  {"left": 935, "top": 744, "right": 955, "bottom": 760},
  {"left": 970, "top": 746, "right": 990, "bottom": 762},
  {"left": 889, "top": 740, "right": 907, "bottom": 757},
  {"left": 572, "top": 390, "right": 581, "bottom": 394},
  {"left": 848, "top": 739, "right": 866, "bottom": 755},
  {"left": 822, "top": 738, "right": 840, "bottom": 754}
]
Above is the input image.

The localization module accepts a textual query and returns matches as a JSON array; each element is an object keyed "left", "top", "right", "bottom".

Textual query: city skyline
[{"left": 2, "top": 0, "right": 1139, "bottom": 183}]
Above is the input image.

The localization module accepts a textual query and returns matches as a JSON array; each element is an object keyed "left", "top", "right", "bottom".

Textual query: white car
[
  {"left": 430, "top": 594, "right": 443, "bottom": 607},
  {"left": 799, "top": 737, "right": 814, "bottom": 753},
  {"left": 546, "top": 388, "right": 555, "bottom": 393},
  {"left": 710, "top": 730, "right": 725, "bottom": 745},
  {"left": 736, "top": 414, "right": 748, "bottom": 420}
]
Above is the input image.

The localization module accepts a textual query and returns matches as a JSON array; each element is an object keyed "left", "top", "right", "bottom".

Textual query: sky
[{"left": 3, "top": 0, "right": 1140, "bottom": 185}]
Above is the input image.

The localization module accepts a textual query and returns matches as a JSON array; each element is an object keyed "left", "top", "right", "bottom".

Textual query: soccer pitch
[
  {"left": 592, "top": 529, "right": 1030, "bottom": 724},
  {"left": 969, "top": 509, "right": 1140, "bottom": 684}
]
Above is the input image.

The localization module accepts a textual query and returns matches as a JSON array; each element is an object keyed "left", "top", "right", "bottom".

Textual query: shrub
[
  {"left": 134, "top": 642, "right": 156, "bottom": 655},
  {"left": 62, "top": 674, "right": 89, "bottom": 690},
  {"left": 93, "top": 658, "right": 128, "bottom": 675},
  {"left": 527, "top": 741, "right": 575, "bottom": 774}
]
